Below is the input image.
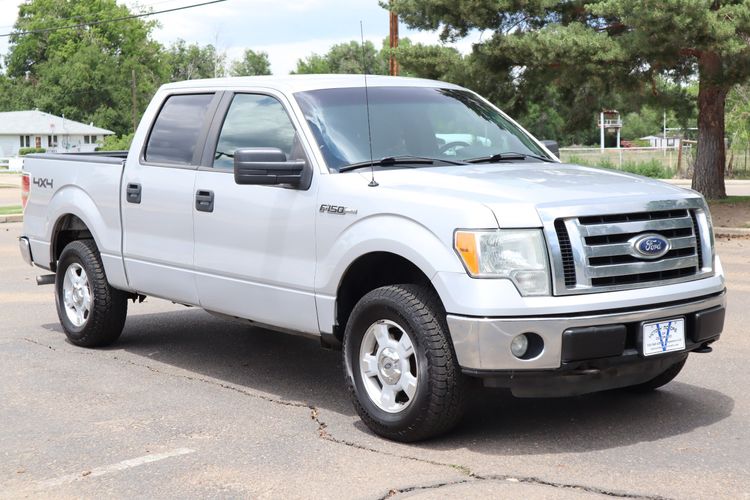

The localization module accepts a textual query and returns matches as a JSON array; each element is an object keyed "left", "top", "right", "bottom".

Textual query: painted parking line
[{"left": 35, "top": 448, "right": 196, "bottom": 490}]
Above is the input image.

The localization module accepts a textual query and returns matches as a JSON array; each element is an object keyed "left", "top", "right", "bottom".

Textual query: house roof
[{"left": 0, "top": 110, "right": 114, "bottom": 135}]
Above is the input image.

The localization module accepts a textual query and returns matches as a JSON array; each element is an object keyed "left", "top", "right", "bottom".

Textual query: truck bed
[{"left": 22, "top": 151, "right": 129, "bottom": 289}]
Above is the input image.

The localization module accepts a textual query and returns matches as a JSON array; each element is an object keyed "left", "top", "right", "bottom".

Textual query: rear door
[
  {"left": 192, "top": 91, "right": 319, "bottom": 333},
  {"left": 121, "top": 92, "right": 221, "bottom": 304}
]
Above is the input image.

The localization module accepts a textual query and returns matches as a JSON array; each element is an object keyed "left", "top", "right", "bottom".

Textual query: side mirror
[
  {"left": 541, "top": 140, "right": 560, "bottom": 158},
  {"left": 233, "top": 148, "right": 305, "bottom": 187}
]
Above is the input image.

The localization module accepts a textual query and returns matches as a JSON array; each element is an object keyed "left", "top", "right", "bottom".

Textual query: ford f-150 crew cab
[{"left": 19, "top": 75, "right": 726, "bottom": 441}]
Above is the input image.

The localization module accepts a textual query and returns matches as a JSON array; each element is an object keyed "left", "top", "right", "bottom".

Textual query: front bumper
[{"left": 447, "top": 290, "right": 726, "bottom": 372}]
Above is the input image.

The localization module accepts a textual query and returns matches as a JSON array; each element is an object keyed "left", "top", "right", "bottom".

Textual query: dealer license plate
[{"left": 642, "top": 318, "right": 686, "bottom": 356}]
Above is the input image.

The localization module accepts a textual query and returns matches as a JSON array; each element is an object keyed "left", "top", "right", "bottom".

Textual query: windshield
[{"left": 294, "top": 86, "right": 550, "bottom": 171}]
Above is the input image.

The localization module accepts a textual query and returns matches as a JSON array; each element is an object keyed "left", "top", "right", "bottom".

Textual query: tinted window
[
  {"left": 145, "top": 93, "right": 214, "bottom": 165},
  {"left": 213, "top": 94, "right": 298, "bottom": 169}
]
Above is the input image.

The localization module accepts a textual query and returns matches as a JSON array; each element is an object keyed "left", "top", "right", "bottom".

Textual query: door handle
[
  {"left": 126, "top": 183, "right": 141, "bottom": 204},
  {"left": 195, "top": 189, "right": 214, "bottom": 213}
]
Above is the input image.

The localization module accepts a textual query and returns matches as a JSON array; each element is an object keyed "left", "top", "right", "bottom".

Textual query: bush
[
  {"left": 18, "top": 147, "right": 46, "bottom": 156},
  {"left": 98, "top": 133, "right": 134, "bottom": 151},
  {"left": 619, "top": 159, "right": 673, "bottom": 179},
  {"left": 564, "top": 155, "right": 672, "bottom": 178}
]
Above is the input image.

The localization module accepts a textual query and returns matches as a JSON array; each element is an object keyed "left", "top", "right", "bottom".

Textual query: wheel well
[
  {"left": 334, "top": 252, "right": 440, "bottom": 342},
  {"left": 51, "top": 214, "right": 93, "bottom": 270}
]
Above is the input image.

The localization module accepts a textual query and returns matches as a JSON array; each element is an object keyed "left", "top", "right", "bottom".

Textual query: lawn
[{"left": 0, "top": 205, "right": 22, "bottom": 215}]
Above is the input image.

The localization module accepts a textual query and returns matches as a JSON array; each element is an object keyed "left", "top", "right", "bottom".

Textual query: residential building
[{"left": 0, "top": 110, "right": 114, "bottom": 157}]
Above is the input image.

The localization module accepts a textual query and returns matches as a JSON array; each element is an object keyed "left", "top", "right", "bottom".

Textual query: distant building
[
  {"left": 0, "top": 110, "right": 114, "bottom": 157},
  {"left": 640, "top": 135, "right": 681, "bottom": 148}
]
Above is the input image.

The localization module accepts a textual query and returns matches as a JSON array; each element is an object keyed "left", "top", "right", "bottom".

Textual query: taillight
[{"left": 21, "top": 173, "right": 30, "bottom": 209}]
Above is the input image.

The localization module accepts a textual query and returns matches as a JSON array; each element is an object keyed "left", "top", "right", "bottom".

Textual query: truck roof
[{"left": 158, "top": 74, "right": 464, "bottom": 94}]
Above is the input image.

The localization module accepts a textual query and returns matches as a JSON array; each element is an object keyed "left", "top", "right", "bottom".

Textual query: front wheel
[
  {"left": 55, "top": 239, "right": 128, "bottom": 347},
  {"left": 343, "top": 285, "right": 465, "bottom": 442}
]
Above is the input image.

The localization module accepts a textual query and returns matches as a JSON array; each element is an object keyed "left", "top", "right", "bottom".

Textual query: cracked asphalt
[{"left": 1, "top": 222, "right": 749, "bottom": 499}]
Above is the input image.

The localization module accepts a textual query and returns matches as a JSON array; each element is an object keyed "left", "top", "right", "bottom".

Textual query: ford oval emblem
[{"left": 630, "top": 233, "right": 671, "bottom": 260}]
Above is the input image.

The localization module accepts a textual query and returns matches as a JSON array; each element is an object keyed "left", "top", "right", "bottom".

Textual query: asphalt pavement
[{"left": 1, "top": 222, "right": 748, "bottom": 499}]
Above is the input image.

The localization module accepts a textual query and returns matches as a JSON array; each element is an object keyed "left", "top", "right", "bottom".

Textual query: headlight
[{"left": 454, "top": 229, "right": 550, "bottom": 296}]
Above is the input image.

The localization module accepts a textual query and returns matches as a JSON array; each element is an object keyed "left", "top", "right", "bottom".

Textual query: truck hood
[{"left": 361, "top": 163, "right": 700, "bottom": 228}]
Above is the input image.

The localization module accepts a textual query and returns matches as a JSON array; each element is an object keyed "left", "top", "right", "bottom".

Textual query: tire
[
  {"left": 343, "top": 284, "right": 465, "bottom": 442},
  {"left": 55, "top": 239, "right": 128, "bottom": 347},
  {"left": 626, "top": 358, "right": 687, "bottom": 393}
]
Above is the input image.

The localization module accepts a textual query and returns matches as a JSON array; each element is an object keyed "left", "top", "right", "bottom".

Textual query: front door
[
  {"left": 193, "top": 92, "right": 319, "bottom": 333},
  {"left": 121, "top": 92, "right": 219, "bottom": 304}
]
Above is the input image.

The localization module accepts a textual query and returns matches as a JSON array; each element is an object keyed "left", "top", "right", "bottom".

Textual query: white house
[
  {"left": 640, "top": 135, "right": 681, "bottom": 149},
  {"left": 0, "top": 110, "right": 114, "bottom": 158}
]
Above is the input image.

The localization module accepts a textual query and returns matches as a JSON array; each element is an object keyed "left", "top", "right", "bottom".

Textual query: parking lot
[{"left": 1, "top": 221, "right": 748, "bottom": 499}]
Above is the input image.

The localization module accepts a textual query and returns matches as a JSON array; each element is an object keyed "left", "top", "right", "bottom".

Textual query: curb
[
  {"left": 714, "top": 227, "right": 750, "bottom": 237},
  {"left": 0, "top": 214, "right": 22, "bottom": 223}
]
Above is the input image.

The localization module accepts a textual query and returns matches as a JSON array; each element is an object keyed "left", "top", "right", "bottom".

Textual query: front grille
[
  {"left": 552, "top": 208, "right": 707, "bottom": 294},
  {"left": 555, "top": 219, "right": 576, "bottom": 287}
]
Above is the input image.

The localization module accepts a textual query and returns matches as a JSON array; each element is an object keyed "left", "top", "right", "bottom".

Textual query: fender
[
  {"left": 45, "top": 185, "right": 130, "bottom": 290},
  {"left": 314, "top": 214, "right": 465, "bottom": 335}
]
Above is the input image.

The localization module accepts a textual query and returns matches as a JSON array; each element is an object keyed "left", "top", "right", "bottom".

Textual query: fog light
[{"left": 511, "top": 334, "right": 529, "bottom": 358}]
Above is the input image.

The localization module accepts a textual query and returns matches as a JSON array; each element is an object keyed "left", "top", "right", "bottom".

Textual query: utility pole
[
  {"left": 131, "top": 69, "right": 138, "bottom": 134},
  {"left": 389, "top": 1, "right": 399, "bottom": 76}
]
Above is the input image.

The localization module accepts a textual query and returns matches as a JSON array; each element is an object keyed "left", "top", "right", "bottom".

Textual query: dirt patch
[{"left": 708, "top": 197, "right": 750, "bottom": 229}]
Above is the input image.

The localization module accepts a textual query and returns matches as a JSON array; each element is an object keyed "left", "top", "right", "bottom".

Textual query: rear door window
[{"left": 144, "top": 93, "right": 215, "bottom": 165}]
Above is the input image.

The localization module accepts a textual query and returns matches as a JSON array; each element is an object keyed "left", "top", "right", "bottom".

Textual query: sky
[{"left": 0, "top": 0, "right": 483, "bottom": 75}]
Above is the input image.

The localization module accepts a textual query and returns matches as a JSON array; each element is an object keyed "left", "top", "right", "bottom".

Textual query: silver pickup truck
[{"left": 19, "top": 75, "right": 726, "bottom": 441}]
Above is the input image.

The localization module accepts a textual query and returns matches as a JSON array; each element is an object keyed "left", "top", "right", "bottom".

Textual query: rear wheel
[
  {"left": 626, "top": 358, "right": 687, "bottom": 392},
  {"left": 55, "top": 240, "right": 128, "bottom": 347},
  {"left": 343, "top": 284, "right": 465, "bottom": 442}
]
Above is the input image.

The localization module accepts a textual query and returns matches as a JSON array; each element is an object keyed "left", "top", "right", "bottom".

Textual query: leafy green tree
[
  {"left": 229, "top": 49, "right": 271, "bottom": 76},
  {"left": 391, "top": 0, "right": 750, "bottom": 199},
  {"left": 725, "top": 84, "right": 750, "bottom": 173},
  {"left": 4, "top": 0, "right": 166, "bottom": 135},
  {"left": 165, "top": 40, "right": 225, "bottom": 81},
  {"left": 98, "top": 133, "right": 134, "bottom": 151},
  {"left": 293, "top": 41, "right": 386, "bottom": 75}
]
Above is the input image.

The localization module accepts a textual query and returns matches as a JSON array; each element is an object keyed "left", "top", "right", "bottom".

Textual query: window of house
[
  {"left": 48, "top": 135, "right": 58, "bottom": 147},
  {"left": 84, "top": 135, "right": 90, "bottom": 144},
  {"left": 19, "top": 135, "right": 30, "bottom": 148}
]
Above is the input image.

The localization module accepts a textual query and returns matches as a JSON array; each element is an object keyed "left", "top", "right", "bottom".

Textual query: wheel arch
[
  {"left": 51, "top": 213, "right": 94, "bottom": 270},
  {"left": 331, "top": 251, "right": 444, "bottom": 345}
]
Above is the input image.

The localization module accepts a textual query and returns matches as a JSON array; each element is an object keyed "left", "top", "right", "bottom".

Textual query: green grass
[
  {"left": 708, "top": 195, "right": 750, "bottom": 205},
  {"left": 0, "top": 205, "right": 22, "bottom": 215},
  {"left": 567, "top": 155, "right": 674, "bottom": 179}
]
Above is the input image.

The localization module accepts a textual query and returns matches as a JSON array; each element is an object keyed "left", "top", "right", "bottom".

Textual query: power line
[
  {"left": 0, "top": 0, "right": 192, "bottom": 30},
  {"left": 0, "top": 0, "right": 228, "bottom": 38}
]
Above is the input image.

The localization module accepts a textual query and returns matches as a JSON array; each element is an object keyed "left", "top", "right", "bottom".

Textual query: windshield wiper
[
  {"left": 466, "top": 152, "right": 555, "bottom": 164},
  {"left": 339, "top": 155, "right": 468, "bottom": 173}
]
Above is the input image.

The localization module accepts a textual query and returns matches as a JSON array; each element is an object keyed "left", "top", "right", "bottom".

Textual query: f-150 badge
[{"left": 320, "top": 204, "right": 357, "bottom": 215}]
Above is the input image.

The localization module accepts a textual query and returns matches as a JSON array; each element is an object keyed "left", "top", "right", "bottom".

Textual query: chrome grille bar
[{"left": 577, "top": 216, "right": 693, "bottom": 237}]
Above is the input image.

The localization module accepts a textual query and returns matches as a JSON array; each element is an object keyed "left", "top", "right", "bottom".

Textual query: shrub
[
  {"left": 619, "top": 159, "right": 673, "bottom": 179},
  {"left": 18, "top": 147, "right": 47, "bottom": 156}
]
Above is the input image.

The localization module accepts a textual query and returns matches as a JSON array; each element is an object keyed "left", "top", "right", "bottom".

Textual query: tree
[
  {"left": 229, "top": 49, "right": 271, "bottom": 76},
  {"left": 391, "top": 0, "right": 750, "bottom": 199},
  {"left": 165, "top": 40, "right": 225, "bottom": 81},
  {"left": 4, "top": 0, "right": 166, "bottom": 135},
  {"left": 293, "top": 40, "right": 387, "bottom": 75}
]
